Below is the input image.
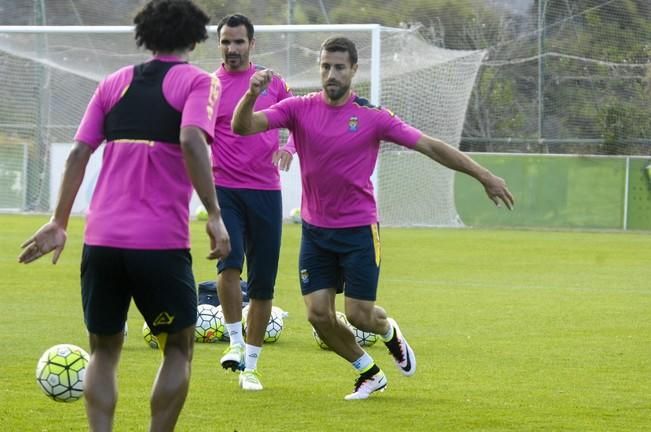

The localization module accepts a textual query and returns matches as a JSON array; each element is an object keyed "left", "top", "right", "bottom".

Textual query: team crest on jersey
[
  {"left": 300, "top": 269, "right": 310, "bottom": 284},
  {"left": 260, "top": 88, "right": 268, "bottom": 96},
  {"left": 348, "top": 116, "right": 359, "bottom": 132}
]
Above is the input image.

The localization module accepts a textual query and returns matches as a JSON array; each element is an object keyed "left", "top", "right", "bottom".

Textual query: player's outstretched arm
[
  {"left": 180, "top": 127, "right": 231, "bottom": 260},
  {"left": 18, "top": 142, "right": 92, "bottom": 264},
  {"left": 232, "top": 69, "right": 273, "bottom": 136},
  {"left": 414, "top": 134, "right": 515, "bottom": 210}
]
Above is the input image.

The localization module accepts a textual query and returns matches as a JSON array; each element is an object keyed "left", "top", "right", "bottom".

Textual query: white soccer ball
[
  {"left": 195, "top": 304, "right": 220, "bottom": 343},
  {"left": 289, "top": 207, "right": 301, "bottom": 223},
  {"left": 194, "top": 205, "right": 208, "bottom": 221},
  {"left": 35, "top": 344, "right": 89, "bottom": 402},
  {"left": 142, "top": 321, "right": 159, "bottom": 349},
  {"left": 349, "top": 324, "right": 378, "bottom": 347},
  {"left": 242, "top": 305, "right": 287, "bottom": 343}
]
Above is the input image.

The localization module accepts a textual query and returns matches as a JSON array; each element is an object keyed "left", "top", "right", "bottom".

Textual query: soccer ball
[
  {"left": 265, "top": 306, "right": 287, "bottom": 343},
  {"left": 242, "top": 305, "right": 287, "bottom": 343},
  {"left": 312, "top": 311, "right": 348, "bottom": 350},
  {"left": 289, "top": 207, "right": 301, "bottom": 223},
  {"left": 349, "top": 324, "right": 378, "bottom": 347},
  {"left": 213, "top": 305, "right": 228, "bottom": 341},
  {"left": 195, "top": 304, "right": 220, "bottom": 343},
  {"left": 142, "top": 321, "right": 159, "bottom": 349},
  {"left": 35, "top": 344, "right": 89, "bottom": 402},
  {"left": 194, "top": 205, "right": 208, "bottom": 221}
]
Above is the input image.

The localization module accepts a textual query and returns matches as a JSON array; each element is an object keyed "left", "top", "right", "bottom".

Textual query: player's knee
[
  {"left": 307, "top": 307, "right": 335, "bottom": 329},
  {"left": 219, "top": 268, "right": 242, "bottom": 285}
]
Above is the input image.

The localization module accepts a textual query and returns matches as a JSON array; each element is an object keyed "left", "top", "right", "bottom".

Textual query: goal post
[{"left": 0, "top": 24, "right": 484, "bottom": 226}]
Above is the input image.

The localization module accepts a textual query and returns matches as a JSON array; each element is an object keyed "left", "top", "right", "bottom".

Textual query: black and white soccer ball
[
  {"left": 35, "top": 344, "right": 89, "bottom": 402},
  {"left": 195, "top": 304, "right": 220, "bottom": 343},
  {"left": 349, "top": 324, "right": 378, "bottom": 347},
  {"left": 242, "top": 305, "right": 287, "bottom": 343}
]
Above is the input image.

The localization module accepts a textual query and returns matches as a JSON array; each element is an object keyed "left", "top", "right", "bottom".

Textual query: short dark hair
[
  {"left": 320, "top": 36, "right": 358, "bottom": 66},
  {"left": 133, "top": 0, "right": 209, "bottom": 52},
  {"left": 217, "top": 14, "right": 255, "bottom": 41}
]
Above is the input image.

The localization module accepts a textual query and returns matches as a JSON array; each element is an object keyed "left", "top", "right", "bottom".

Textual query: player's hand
[
  {"left": 18, "top": 220, "right": 68, "bottom": 264},
  {"left": 249, "top": 69, "right": 273, "bottom": 96},
  {"left": 482, "top": 174, "right": 515, "bottom": 210},
  {"left": 272, "top": 149, "right": 293, "bottom": 171},
  {"left": 206, "top": 215, "right": 231, "bottom": 260}
]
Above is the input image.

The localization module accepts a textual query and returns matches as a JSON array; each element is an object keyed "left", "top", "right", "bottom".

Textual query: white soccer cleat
[
  {"left": 239, "top": 369, "right": 263, "bottom": 391},
  {"left": 220, "top": 344, "right": 244, "bottom": 372},
  {"left": 384, "top": 317, "right": 416, "bottom": 377},
  {"left": 344, "top": 369, "right": 387, "bottom": 400}
]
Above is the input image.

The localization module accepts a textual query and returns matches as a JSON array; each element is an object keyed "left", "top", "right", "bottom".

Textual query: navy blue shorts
[
  {"left": 216, "top": 187, "right": 282, "bottom": 300},
  {"left": 81, "top": 245, "right": 197, "bottom": 336},
  {"left": 299, "top": 222, "right": 381, "bottom": 301}
]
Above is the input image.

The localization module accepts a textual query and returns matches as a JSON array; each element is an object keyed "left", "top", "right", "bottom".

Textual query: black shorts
[
  {"left": 299, "top": 222, "right": 381, "bottom": 301},
  {"left": 216, "top": 187, "right": 282, "bottom": 300},
  {"left": 81, "top": 245, "right": 197, "bottom": 336}
]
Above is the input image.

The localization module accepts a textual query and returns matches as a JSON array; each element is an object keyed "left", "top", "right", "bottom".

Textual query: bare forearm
[
  {"left": 415, "top": 134, "right": 514, "bottom": 209},
  {"left": 232, "top": 91, "right": 259, "bottom": 135},
  {"left": 53, "top": 143, "right": 92, "bottom": 228},
  {"left": 415, "top": 135, "right": 491, "bottom": 183}
]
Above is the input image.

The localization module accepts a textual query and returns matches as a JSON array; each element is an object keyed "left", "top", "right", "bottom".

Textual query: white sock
[
  {"left": 245, "top": 344, "right": 262, "bottom": 371},
  {"left": 351, "top": 352, "right": 374, "bottom": 373},
  {"left": 381, "top": 321, "right": 394, "bottom": 342},
  {"left": 226, "top": 322, "right": 244, "bottom": 346}
]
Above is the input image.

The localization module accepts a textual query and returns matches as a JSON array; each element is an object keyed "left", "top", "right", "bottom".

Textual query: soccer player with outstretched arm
[
  {"left": 232, "top": 36, "right": 514, "bottom": 400},
  {"left": 18, "top": 1, "right": 230, "bottom": 429}
]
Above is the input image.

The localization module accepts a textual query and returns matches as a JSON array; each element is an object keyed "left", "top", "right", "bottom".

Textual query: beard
[
  {"left": 226, "top": 54, "right": 245, "bottom": 68},
  {"left": 323, "top": 81, "right": 349, "bottom": 101}
]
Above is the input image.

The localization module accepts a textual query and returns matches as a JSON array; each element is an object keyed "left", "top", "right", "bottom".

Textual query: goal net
[{"left": 0, "top": 24, "right": 484, "bottom": 226}]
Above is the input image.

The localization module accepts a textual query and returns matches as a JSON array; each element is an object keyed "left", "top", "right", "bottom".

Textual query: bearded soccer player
[
  {"left": 211, "top": 14, "right": 294, "bottom": 391},
  {"left": 232, "top": 36, "right": 514, "bottom": 400},
  {"left": 18, "top": 1, "right": 230, "bottom": 429}
]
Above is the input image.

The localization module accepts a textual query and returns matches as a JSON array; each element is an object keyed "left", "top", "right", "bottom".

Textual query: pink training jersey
[
  {"left": 263, "top": 91, "right": 422, "bottom": 228},
  {"left": 212, "top": 63, "right": 293, "bottom": 190},
  {"left": 74, "top": 55, "right": 220, "bottom": 249}
]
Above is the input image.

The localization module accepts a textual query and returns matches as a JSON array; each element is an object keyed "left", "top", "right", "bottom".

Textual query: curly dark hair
[{"left": 133, "top": 0, "right": 209, "bottom": 53}]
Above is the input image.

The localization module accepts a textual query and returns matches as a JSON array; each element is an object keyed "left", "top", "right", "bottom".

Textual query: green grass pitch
[{"left": 0, "top": 214, "right": 649, "bottom": 431}]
